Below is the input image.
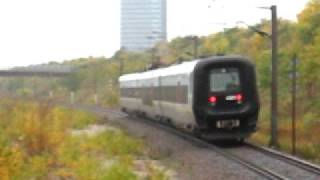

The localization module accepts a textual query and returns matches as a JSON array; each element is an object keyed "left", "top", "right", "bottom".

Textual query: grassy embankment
[
  {"left": 0, "top": 99, "right": 169, "bottom": 180},
  {"left": 250, "top": 90, "right": 320, "bottom": 163},
  {"left": 252, "top": 117, "right": 320, "bottom": 163}
]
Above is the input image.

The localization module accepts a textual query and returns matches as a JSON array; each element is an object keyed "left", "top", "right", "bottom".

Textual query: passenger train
[{"left": 119, "top": 55, "right": 260, "bottom": 140}]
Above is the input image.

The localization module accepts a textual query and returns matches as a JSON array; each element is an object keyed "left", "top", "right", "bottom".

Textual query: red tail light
[
  {"left": 209, "top": 96, "right": 217, "bottom": 103},
  {"left": 236, "top": 94, "right": 243, "bottom": 101}
]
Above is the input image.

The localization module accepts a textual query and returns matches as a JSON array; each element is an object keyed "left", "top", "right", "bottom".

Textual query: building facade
[{"left": 121, "top": 0, "right": 167, "bottom": 51}]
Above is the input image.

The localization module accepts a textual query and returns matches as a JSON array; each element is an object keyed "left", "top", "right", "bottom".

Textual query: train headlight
[
  {"left": 209, "top": 96, "right": 217, "bottom": 105},
  {"left": 236, "top": 94, "right": 243, "bottom": 101},
  {"left": 236, "top": 94, "right": 243, "bottom": 104}
]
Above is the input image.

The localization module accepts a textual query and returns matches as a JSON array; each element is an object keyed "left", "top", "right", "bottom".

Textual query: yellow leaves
[
  {"left": 251, "top": 115, "right": 320, "bottom": 161},
  {"left": 55, "top": 168, "right": 75, "bottom": 179},
  {"left": 0, "top": 166, "right": 9, "bottom": 180},
  {"left": 252, "top": 34, "right": 265, "bottom": 48},
  {"left": 29, "top": 155, "right": 50, "bottom": 176},
  {"left": 0, "top": 100, "right": 78, "bottom": 178},
  {"left": 203, "top": 34, "right": 230, "bottom": 54},
  {"left": 8, "top": 102, "right": 74, "bottom": 156},
  {"left": 0, "top": 100, "right": 142, "bottom": 179},
  {"left": 0, "top": 145, "right": 25, "bottom": 179},
  {"left": 47, "top": 132, "right": 65, "bottom": 151},
  {"left": 0, "top": 156, "right": 10, "bottom": 180},
  {"left": 298, "top": 0, "right": 320, "bottom": 23},
  {"left": 9, "top": 145, "right": 24, "bottom": 170}
]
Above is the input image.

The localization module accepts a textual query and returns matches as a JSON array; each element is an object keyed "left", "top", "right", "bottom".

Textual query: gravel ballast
[
  {"left": 77, "top": 105, "right": 267, "bottom": 180},
  {"left": 225, "top": 146, "right": 319, "bottom": 180}
]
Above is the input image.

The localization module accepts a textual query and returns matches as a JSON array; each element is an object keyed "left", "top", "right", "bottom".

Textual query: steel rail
[
  {"left": 245, "top": 142, "right": 320, "bottom": 176},
  {"left": 67, "top": 106, "right": 320, "bottom": 179},
  {"left": 121, "top": 113, "right": 288, "bottom": 180}
]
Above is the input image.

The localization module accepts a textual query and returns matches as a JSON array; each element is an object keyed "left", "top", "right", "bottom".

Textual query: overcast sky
[{"left": 0, "top": 0, "right": 309, "bottom": 68}]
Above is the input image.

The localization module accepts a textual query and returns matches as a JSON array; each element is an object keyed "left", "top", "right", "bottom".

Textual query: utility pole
[
  {"left": 239, "top": 6, "right": 279, "bottom": 147},
  {"left": 193, "top": 36, "right": 198, "bottom": 59},
  {"left": 70, "top": 91, "right": 75, "bottom": 104},
  {"left": 49, "top": 73, "right": 54, "bottom": 99},
  {"left": 119, "top": 47, "right": 124, "bottom": 76},
  {"left": 270, "top": 5, "right": 279, "bottom": 148},
  {"left": 120, "top": 57, "right": 124, "bottom": 76},
  {"left": 93, "top": 73, "right": 98, "bottom": 105},
  {"left": 91, "top": 57, "right": 98, "bottom": 105},
  {"left": 291, "top": 54, "right": 298, "bottom": 155},
  {"left": 151, "top": 47, "right": 156, "bottom": 65}
]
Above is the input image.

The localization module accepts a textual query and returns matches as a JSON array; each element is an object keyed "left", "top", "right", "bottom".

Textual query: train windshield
[{"left": 209, "top": 68, "right": 241, "bottom": 92}]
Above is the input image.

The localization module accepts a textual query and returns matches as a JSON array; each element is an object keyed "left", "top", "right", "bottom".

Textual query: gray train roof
[
  {"left": 119, "top": 60, "right": 199, "bottom": 82},
  {"left": 119, "top": 55, "right": 252, "bottom": 83}
]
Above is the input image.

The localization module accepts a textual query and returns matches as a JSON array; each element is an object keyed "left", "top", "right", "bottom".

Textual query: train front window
[{"left": 209, "top": 68, "right": 240, "bottom": 92}]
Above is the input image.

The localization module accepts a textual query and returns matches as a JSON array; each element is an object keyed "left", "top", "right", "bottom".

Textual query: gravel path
[
  {"left": 225, "top": 145, "right": 319, "bottom": 180},
  {"left": 75, "top": 105, "right": 266, "bottom": 180}
]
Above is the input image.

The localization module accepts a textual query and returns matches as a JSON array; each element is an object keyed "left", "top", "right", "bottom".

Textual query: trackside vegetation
[
  {"left": 0, "top": 0, "right": 319, "bottom": 162},
  {"left": 0, "top": 100, "right": 169, "bottom": 179}
]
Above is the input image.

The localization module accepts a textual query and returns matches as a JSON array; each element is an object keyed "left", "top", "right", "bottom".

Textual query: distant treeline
[{"left": 1, "top": 0, "right": 320, "bottom": 119}]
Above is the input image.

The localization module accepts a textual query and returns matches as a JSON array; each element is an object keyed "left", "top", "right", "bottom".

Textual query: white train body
[
  {"left": 119, "top": 60, "right": 198, "bottom": 128},
  {"left": 119, "top": 56, "right": 260, "bottom": 140}
]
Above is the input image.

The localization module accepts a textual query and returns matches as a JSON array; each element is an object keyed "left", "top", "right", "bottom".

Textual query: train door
[
  {"left": 158, "top": 76, "right": 164, "bottom": 117},
  {"left": 176, "top": 81, "right": 182, "bottom": 103}
]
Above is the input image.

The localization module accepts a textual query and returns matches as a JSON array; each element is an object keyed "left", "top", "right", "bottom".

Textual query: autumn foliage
[
  {"left": 0, "top": 100, "right": 145, "bottom": 179},
  {"left": 0, "top": 0, "right": 319, "bottom": 163}
]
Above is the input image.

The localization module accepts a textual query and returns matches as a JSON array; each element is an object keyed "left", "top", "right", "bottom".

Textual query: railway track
[
  {"left": 244, "top": 142, "right": 320, "bottom": 176},
  {"left": 78, "top": 106, "right": 320, "bottom": 180},
  {"left": 121, "top": 112, "right": 288, "bottom": 180}
]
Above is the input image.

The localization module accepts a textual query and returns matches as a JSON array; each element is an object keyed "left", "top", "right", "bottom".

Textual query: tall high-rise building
[{"left": 121, "top": 0, "right": 167, "bottom": 51}]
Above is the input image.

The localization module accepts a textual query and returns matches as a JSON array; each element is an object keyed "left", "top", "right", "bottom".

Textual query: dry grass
[
  {"left": 251, "top": 112, "right": 320, "bottom": 163},
  {"left": 0, "top": 99, "right": 146, "bottom": 179}
]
